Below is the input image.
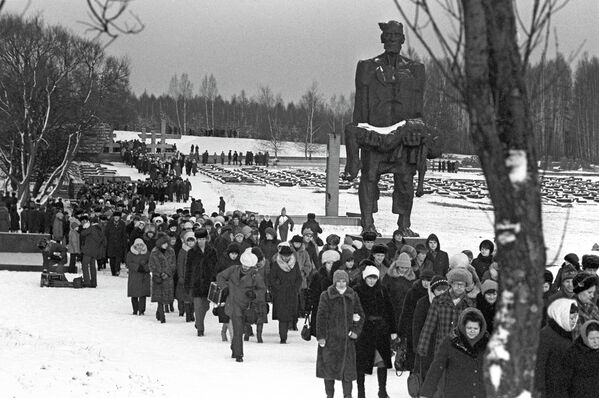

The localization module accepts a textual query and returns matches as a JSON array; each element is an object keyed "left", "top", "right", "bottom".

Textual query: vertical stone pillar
[
  {"left": 161, "top": 118, "right": 167, "bottom": 137},
  {"left": 325, "top": 133, "right": 340, "bottom": 216},
  {"left": 150, "top": 131, "right": 157, "bottom": 154},
  {"left": 141, "top": 127, "right": 147, "bottom": 142}
]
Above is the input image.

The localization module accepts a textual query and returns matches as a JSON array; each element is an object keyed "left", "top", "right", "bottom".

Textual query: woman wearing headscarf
[
  {"left": 270, "top": 242, "right": 302, "bottom": 343},
  {"left": 354, "top": 266, "right": 397, "bottom": 398},
  {"left": 534, "top": 298, "right": 579, "bottom": 398},
  {"left": 563, "top": 320, "right": 599, "bottom": 398},
  {"left": 572, "top": 273, "right": 599, "bottom": 335},
  {"left": 126, "top": 238, "right": 151, "bottom": 315},
  {"left": 149, "top": 232, "right": 176, "bottom": 323},
  {"left": 419, "top": 308, "right": 489, "bottom": 398}
]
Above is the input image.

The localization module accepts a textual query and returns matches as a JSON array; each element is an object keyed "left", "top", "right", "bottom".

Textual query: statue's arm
[
  {"left": 412, "top": 62, "right": 425, "bottom": 118},
  {"left": 352, "top": 60, "right": 369, "bottom": 124}
]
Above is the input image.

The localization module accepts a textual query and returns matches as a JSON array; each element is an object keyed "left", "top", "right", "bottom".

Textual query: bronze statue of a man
[{"left": 344, "top": 20, "right": 440, "bottom": 237}]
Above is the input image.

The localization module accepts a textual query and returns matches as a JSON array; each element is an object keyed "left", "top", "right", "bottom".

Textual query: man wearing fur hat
[
  {"left": 417, "top": 267, "right": 475, "bottom": 359},
  {"left": 354, "top": 231, "right": 377, "bottom": 267},
  {"left": 105, "top": 211, "right": 127, "bottom": 276},
  {"left": 185, "top": 228, "right": 218, "bottom": 336},
  {"left": 343, "top": 20, "right": 440, "bottom": 237},
  {"left": 217, "top": 248, "right": 267, "bottom": 362}
]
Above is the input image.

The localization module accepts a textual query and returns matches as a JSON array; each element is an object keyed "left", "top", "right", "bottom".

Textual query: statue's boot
[{"left": 343, "top": 124, "right": 362, "bottom": 179}]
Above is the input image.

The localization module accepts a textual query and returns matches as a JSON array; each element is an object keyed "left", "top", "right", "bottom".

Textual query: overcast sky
[{"left": 5, "top": 0, "right": 599, "bottom": 102}]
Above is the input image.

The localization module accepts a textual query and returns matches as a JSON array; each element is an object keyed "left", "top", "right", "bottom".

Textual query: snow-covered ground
[
  {"left": 3, "top": 158, "right": 599, "bottom": 397},
  {"left": 113, "top": 130, "right": 347, "bottom": 158}
]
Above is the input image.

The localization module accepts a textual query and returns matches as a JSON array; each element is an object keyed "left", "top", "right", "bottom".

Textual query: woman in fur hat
[
  {"left": 563, "top": 320, "right": 599, "bottom": 398},
  {"left": 316, "top": 270, "right": 365, "bottom": 398},
  {"left": 270, "top": 242, "right": 303, "bottom": 343},
  {"left": 126, "top": 238, "right": 151, "bottom": 315},
  {"left": 420, "top": 308, "right": 489, "bottom": 398},
  {"left": 308, "top": 249, "right": 341, "bottom": 337},
  {"left": 382, "top": 253, "right": 416, "bottom": 334},
  {"left": 149, "top": 232, "right": 176, "bottom": 323},
  {"left": 573, "top": 273, "right": 599, "bottom": 334}
]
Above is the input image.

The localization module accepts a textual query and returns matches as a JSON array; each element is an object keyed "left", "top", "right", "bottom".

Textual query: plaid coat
[{"left": 416, "top": 290, "right": 474, "bottom": 357}]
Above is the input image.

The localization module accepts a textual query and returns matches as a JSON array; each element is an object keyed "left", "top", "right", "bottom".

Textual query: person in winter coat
[
  {"left": 417, "top": 268, "right": 475, "bottom": 359},
  {"left": 553, "top": 253, "right": 582, "bottom": 291},
  {"left": 9, "top": 204, "right": 19, "bottom": 232},
  {"left": 52, "top": 211, "right": 65, "bottom": 243},
  {"left": 476, "top": 279, "right": 498, "bottom": 334},
  {"left": 291, "top": 234, "right": 314, "bottom": 316},
  {"left": 149, "top": 232, "right": 176, "bottom": 323},
  {"left": 80, "top": 217, "right": 106, "bottom": 288},
  {"left": 175, "top": 231, "right": 196, "bottom": 321},
  {"left": 572, "top": 273, "right": 599, "bottom": 334},
  {"left": 382, "top": 252, "right": 416, "bottom": 333},
  {"left": 270, "top": 242, "right": 303, "bottom": 343},
  {"left": 364, "top": 244, "right": 390, "bottom": 281},
  {"left": 258, "top": 215, "right": 274, "bottom": 242},
  {"left": 258, "top": 227, "right": 279, "bottom": 264},
  {"left": 302, "top": 213, "right": 323, "bottom": 245},
  {"left": 0, "top": 202, "right": 12, "bottom": 232},
  {"left": 216, "top": 249, "right": 267, "bottom": 362},
  {"left": 275, "top": 207, "right": 294, "bottom": 242},
  {"left": 318, "top": 234, "right": 341, "bottom": 263},
  {"left": 534, "top": 298, "right": 579, "bottom": 398},
  {"left": 419, "top": 308, "right": 489, "bottom": 398},
  {"left": 339, "top": 249, "right": 362, "bottom": 287},
  {"left": 126, "top": 238, "right": 151, "bottom": 315},
  {"left": 355, "top": 266, "right": 397, "bottom": 398},
  {"left": 309, "top": 253, "right": 342, "bottom": 337},
  {"left": 471, "top": 239, "right": 494, "bottom": 281},
  {"left": 385, "top": 229, "right": 405, "bottom": 263},
  {"left": 67, "top": 219, "right": 81, "bottom": 273},
  {"left": 185, "top": 228, "right": 218, "bottom": 336},
  {"left": 354, "top": 231, "right": 377, "bottom": 267},
  {"left": 142, "top": 224, "right": 157, "bottom": 252},
  {"left": 422, "top": 233, "right": 449, "bottom": 277},
  {"left": 217, "top": 242, "right": 241, "bottom": 273},
  {"left": 412, "top": 275, "right": 450, "bottom": 380},
  {"left": 563, "top": 320, "right": 599, "bottom": 398},
  {"left": 448, "top": 252, "right": 482, "bottom": 299},
  {"left": 316, "top": 270, "right": 365, "bottom": 398},
  {"left": 104, "top": 211, "right": 127, "bottom": 276},
  {"left": 397, "top": 269, "right": 434, "bottom": 371}
]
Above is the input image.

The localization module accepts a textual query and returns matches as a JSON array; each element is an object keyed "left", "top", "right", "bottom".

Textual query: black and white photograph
[{"left": 1, "top": 0, "right": 598, "bottom": 397}]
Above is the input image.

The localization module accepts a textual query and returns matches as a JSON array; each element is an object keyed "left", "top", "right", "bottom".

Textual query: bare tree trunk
[{"left": 462, "top": 1, "right": 546, "bottom": 395}]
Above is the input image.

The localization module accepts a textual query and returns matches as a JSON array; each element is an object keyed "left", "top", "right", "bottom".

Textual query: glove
[
  {"left": 245, "top": 290, "right": 257, "bottom": 300},
  {"left": 318, "top": 339, "right": 326, "bottom": 347}
]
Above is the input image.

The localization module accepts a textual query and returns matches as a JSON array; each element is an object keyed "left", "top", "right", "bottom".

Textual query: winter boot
[
  {"left": 169, "top": 302, "right": 175, "bottom": 313},
  {"left": 377, "top": 368, "right": 389, "bottom": 398},
  {"left": 185, "top": 303, "right": 195, "bottom": 322},
  {"left": 357, "top": 372, "right": 366, "bottom": 398},
  {"left": 256, "top": 323, "right": 264, "bottom": 343}
]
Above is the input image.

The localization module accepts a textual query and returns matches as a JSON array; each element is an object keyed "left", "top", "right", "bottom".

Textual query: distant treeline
[{"left": 113, "top": 54, "right": 599, "bottom": 163}]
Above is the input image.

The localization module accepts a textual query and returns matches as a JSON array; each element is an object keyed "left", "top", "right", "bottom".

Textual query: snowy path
[{"left": 0, "top": 270, "right": 410, "bottom": 397}]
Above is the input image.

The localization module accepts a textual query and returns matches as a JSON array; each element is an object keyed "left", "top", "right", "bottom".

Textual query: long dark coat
[
  {"left": 105, "top": 219, "right": 127, "bottom": 258},
  {"left": 420, "top": 328, "right": 489, "bottom": 398},
  {"left": 149, "top": 247, "right": 176, "bottom": 304},
  {"left": 308, "top": 264, "right": 340, "bottom": 336},
  {"left": 563, "top": 336, "right": 599, "bottom": 398},
  {"left": 381, "top": 273, "right": 413, "bottom": 330},
  {"left": 185, "top": 244, "right": 218, "bottom": 298},
  {"left": 0, "top": 205, "right": 10, "bottom": 232},
  {"left": 412, "top": 295, "right": 436, "bottom": 377},
  {"left": 354, "top": 281, "right": 397, "bottom": 374},
  {"left": 398, "top": 280, "right": 428, "bottom": 369},
  {"left": 126, "top": 248, "right": 151, "bottom": 297},
  {"left": 80, "top": 224, "right": 107, "bottom": 259},
  {"left": 270, "top": 254, "right": 302, "bottom": 322},
  {"left": 216, "top": 264, "right": 267, "bottom": 320},
  {"left": 316, "top": 286, "right": 365, "bottom": 381},
  {"left": 175, "top": 247, "right": 192, "bottom": 302},
  {"left": 534, "top": 318, "right": 575, "bottom": 398}
]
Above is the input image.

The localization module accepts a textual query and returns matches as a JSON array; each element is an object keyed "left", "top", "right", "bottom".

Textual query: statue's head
[{"left": 378, "top": 20, "right": 405, "bottom": 54}]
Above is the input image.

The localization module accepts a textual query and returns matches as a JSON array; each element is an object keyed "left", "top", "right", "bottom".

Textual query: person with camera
[
  {"left": 216, "top": 248, "right": 267, "bottom": 362},
  {"left": 39, "top": 238, "right": 68, "bottom": 274},
  {"left": 149, "top": 232, "right": 176, "bottom": 323}
]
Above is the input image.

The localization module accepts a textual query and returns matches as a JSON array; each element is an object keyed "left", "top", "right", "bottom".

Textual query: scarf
[
  {"left": 276, "top": 253, "right": 296, "bottom": 272},
  {"left": 387, "top": 262, "right": 416, "bottom": 280}
]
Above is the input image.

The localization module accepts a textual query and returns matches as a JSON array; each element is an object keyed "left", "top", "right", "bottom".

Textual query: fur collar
[{"left": 276, "top": 253, "right": 296, "bottom": 272}]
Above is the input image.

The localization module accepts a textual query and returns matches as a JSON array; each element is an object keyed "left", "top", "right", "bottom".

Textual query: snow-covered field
[
  {"left": 3, "top": 157, "right": 599, "bottom": 397},
  {"left": 113, "top": 130, "right": 347, "bottom": 158}
]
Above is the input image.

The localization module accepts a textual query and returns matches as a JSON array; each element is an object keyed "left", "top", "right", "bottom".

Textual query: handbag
[
  {"left": 301, "top": 312, "right": 311, "bottom": 341},
  {"left": 394, "top": 339, "right": 408, "bottom": 375},
  {"left": 243, "top": 301, "right": 259, "bottom": 324},
  {"left": 407, "top": 358, "right": 423, "bottom": 398}
]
